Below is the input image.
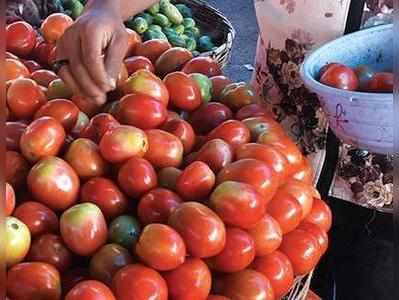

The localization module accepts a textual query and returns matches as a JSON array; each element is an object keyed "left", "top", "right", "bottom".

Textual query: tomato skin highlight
[
  {"left": 6, "top": 21, "right": 37, "bottom": 57},
  {"left": 303, "top": 198, "right": 333, "bottom": 232},
  {"left": 65, "top": 280, "right": 116, "bottom": 300}
]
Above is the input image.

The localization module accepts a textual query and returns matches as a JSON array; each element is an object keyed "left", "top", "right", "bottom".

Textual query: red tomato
[
  {"left": 176, "top": 161, "right": 215, "bottom": 201},
  {"left": 155, "top": 47, "right": 193, "bottom": 78},
  {"left": 60, "top": 203, "right": 108, "bottom": 256},
  {"left": 297, "top": 222, "right": 329, "bottom": 255},
  {"left": 13, "top": 201, "right": 59, "bottom": 237},
  {"left": 27, "top": 156, "right": 80, "bottom": 211},
  {"left": 235, "top": 104, "right": 274, "bottom": 120},
  {"left": 251, "top": 251, "right": 294, "bottom": 298},
  {"left": 28, "top": 234, "right": 72, "bottom": 272},
  {"left": 208, "top": 228, "right": 255, "bottom": 273},
  {"left": 123, "top": 69, "right": 169, "bottom": 107},
  {"left": 162, "top": 119, "right": 195, "bottom": 154},
  {"left": 80, "top": 113, "right": 120, "bottom": 143},
  {"left": 41, "top": 13, "right": 74, "bottom": 44},
  {"left": 81, "top": 177, "right": 128, "bottom": 220},
  {"left": 34, "top": 99, "right": 79, "bottom": 132},
  {"left": 279, "top": 229, "right": 321, "bottom": 275},
  {"left": 6, "top": 21, "right": 36, "bottom": 57},
  {"left": 319, "top": 63, "right": 359, "bottom": 91},
  {"left": 125, "top": 56, "right": 155, "bottom": 75},
  {"left": 291, "top": 158, "right": 314, "bottom": 184},
  {"left": 65, "top": 138, "right": 109, "bottom": 179},
  {"left": 144, "top": 129, "right": 184, "bottom": 168},
  {"left": 136, "top": 224, "right": 186, "bottom": 271},
  {"left": 118, "top": 157, "right": 158, "bottom": 198},
  {"left": 247, "top": 214, "right": 283, "bottom": 256},
  {"left": 189, "top": 102, "right": 233, "bottom": 135},
  {"left": 20, "top": 117, "right": 65, "bottom": 162},
  {"left": 71, "top": 111, "right": 90, "bottom": 137},
  {"left": 168, "top": 202, "right": 226, "bottom": 258},
  {"left": 206, "top": 120, "right": 250, "bottom": 150},
  {"left": 163, "top": 258, "right": 212, "bottom": 300},
  {"left": 65, "top": 280, "right": 116, "bottom": 300},
  {"left": 366, "top": 72, "right": 393, "bottom": 92},
  {"left": 138, "top": 188, "right": 183, "bottom": 225},
  {"left": 236, "top": 143, "right": 290, "bottom": 183},
  {"left": 221, "top": 269, "right": 274, "bottom": 300},
  {"left": 207, "top": 296, "right": 230, "bottom": 300},
  {"left": 125, "top": 29, "right": 142, "bottom": 57},
  {"left": 210, "top": 76, "right": 233, "bottom": 100},
  {"left": 22, "top": 59, "right": 42, "bottom": 73},
  {"left": 117, "top": 93, "right": 167, "bottom": 129},
  {"left": 62, "top": 268, "right": 89, "bottom": 296},
  {"left": 267, "top": 192, "right": 303, "bottom": 234},
  {"left": 31, "top": 70, "right": 59, "bottom": 87},
  {"left": 112, "top": 264, "right": 168, "bottom": 300},
  {"left": 6, "top": 150, "right": 30, "bottom": 188},
  {"left": 6, "top": 58, "right": 30, "bottom": 81},
  {"left": 306, "top": 290, "right": 322, "bottom": 300},
  {"left": 135, "top": 39, "right": 172, "bottom": 63},
  {"left": 157, "top": 167, "right": 182, "bottom": 191},
  {"left": 5, "top": 182, "right": 16, "bottom": 216},
  {"left": 99, "top": 125, "right": 148, "bottom": 163},
  {"left": 7, "top": 118, "right": 27, "bottom": 149},
  {"left": 116, "top": 64, "right": 129, "bottom": 91},
  {"left": 7, "top": 262, "right": 61, "bottom": 300},
  {"left": 195, "top": 139, "right": 233, "bottom": 173},
  {"left": 182, "top": 57, "right": 222, "bottom": 77},
  {"left": 220, "top": 82, "right": 258, "bottom": 111},
  {"left": 217, "top": 158, "right": 278, "bottom": 203},
  {"left": 303, "top": 198, "right": 332, "bottom": 232},
  {"left": 164, "top": 72, "right": 202, "bottom": 111},
  {"left": 7, "top": 77, "right": 46, "bottom": 119},
  {"left": 33, "top": 41, "right": 56, "bottom": 66}
]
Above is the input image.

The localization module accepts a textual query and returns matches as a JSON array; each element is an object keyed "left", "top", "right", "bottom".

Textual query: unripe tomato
[{"left": 5, "top": 217, "right": 31, "bottom": 267}]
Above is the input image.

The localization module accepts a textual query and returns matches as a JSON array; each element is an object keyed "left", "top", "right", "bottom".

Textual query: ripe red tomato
[
  {"left": 31, "top": 69, "right": 59, "bottom": 87},
  {"left": 206, "top": 120, "right": 250, "bottom": 150},
  {"left": 81, "top": 177, "right": 128, "bottom": 220},
  {"left": 210, "top": 76, "right": 233, "bottom": 100},
  {"left": 117, "top": 93, "right": 167, "bottom": 129},
  {"left": 112, "top": 264, "right": 168, "bottom": 300},
  {"left": 220, "top": 82, "right": 258, "bottom": 111},
  {"left": 65, "top": 138, "right": 109, "bottom": 179},
  {"left": 144, "top": 129, "right": 184, "bottom": 168},
  {"left": 366, "top": 72, "right": 393, "bottom": 92},
  {"left": 155, "top": 47, "right": 193, "bottom": 78},
  {"left": 6, "top": 58, "right": 30, "bottom": 81},
  {"left": 267, "top": 192, "right": 303, "bottom": 234},
  {"left": 22, "top": 59, "right": 42, "bottom": 73},
  {"left": 125, "top": 56, "right": 155, "bottom": 75},
  {"left": 80, "top": 113, "right": 120, "bottom": 143},
  {"left": 195, "top": 139, "right": 233, "bottom": 173},
  {"left": 123, "top": 69, "right": 169, "bottom": 107},
  {"left": 236, "top": 143, "right": 290, "bottom": 183},
  {"left": 41, "top": 13, "right": 74, "bottom": 44},
  {"left": 7, "top": 262, "right": 61, "bottom": 300},
  {"left": 34, "top": 99, "right": 79, "bottom": 132},
  {"left": 6, "top": 21, "right": 36, "bottom": 57},
  {"left": 291, "top": 158, "right": 314, "bottom": 184},
  {"left": 176, "top": 161, "right": 215, "bottom": 201},
  {"left": 157, "top": 167, "right": 182, "bottom": 191},
  {"left": 28, "top": 156, "right": 80, "bottom": 211},
  {"left": 235, "top": 104, "right": 274, "bottom": 120},
  {"left": 247, "top": 214, "right": 283, "bottom": 256},
  {"left": 28, "top": 234, "right": 72, "bottom": 272},
  {"left": 182, "top": 57, "right": 222, "bottom": 77},
  {"left": 189, "top": 102, "right": 233, "bottom": 135},
  {"left": 20, "top": 117, "right": 65, "bottom": 162},
  {"left": 279, "top": 229, "right": 321, "bottom": 275},
  {"left": 208, "top": 228, "right": 255, "bottom": 273},
  {"left": 162, "top": 118, "right": 195, "bottom": 154},
  {"left": 138, "top": 188, "right": 183, "bottom": 225},
  {"left": 319, "top": 63, "right": 359, "bottom": 91},
  {"left": 303, "top": 198, "right": 332, "bottom": 232},
  {"left": 65, "top": 280, "right": 116, "bottom": 300},
  {"left": 306, "top": 290, "right": 322, "bottom": 300},
  {"left": 135, "top": 39, "right": 172, "bottom": 63},
  {"left": 60, "top": 203, "right": 108, "bottom": 256},
  {"left": 118, "top": 157, "right": 158, "bottom": 198},
  {"left": 217, "top": 158, "right": 278, "bottom": 203},
  {"left": 7, "top": 78, "right": 46, "bottom": 119},
  {"left": 169, "top": 202, "right": 226, "bottom": 258},
  {"left": 6, "top": 150, "right": 30, "bottom": 188},
  {"left": 221, "top": 269, "right": 274, "bottom": 300},
  {"left": 14, "top": 201, "right": 59, "bottom": 237},
  {"left": 210, "top": 181, "right": 266, "bottom": 229},
  {"left": 251, "top": 251, "right": 294, "bottom": 298},
  {"left": 163, "top": 258, "right": 212, "bottom": 300},
  {"left": 125, "top": 28, "right": 142, "bottom": 57},
  {"left": 33, "top": 40, "right": 56, "bottom": 66},
  {"left": 99, "top": 125, "right": 148, "bottom": 163},
  {"left": 5, "top": 182, "right": 16, "bottom": 216},
  {"left": 297, "top": 222, "right": 329, "bottom": 255},
  {"left": 136, "top": 224, "right": 186, "bottom": 271},
  {"left": 164, "top": 72, "right": 202, "bottom": 111}
]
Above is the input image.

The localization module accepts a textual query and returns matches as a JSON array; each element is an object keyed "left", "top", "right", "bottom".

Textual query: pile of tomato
[{"left": 5, "top": 13, "right": 332, "bottom": 300}]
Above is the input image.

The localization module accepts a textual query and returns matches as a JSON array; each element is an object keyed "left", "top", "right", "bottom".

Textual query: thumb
[{"left": 104, "top": 32, "right": 128, "bottom": 87}]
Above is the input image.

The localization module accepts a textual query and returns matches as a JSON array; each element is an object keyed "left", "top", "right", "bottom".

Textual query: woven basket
[{"left": 175, "top": 0, "right": 236, "bottom": 68}]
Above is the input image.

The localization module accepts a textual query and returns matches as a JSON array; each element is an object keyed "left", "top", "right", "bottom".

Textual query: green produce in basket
[
  {"left": 183, "top": 17, "right": 196, "bottom": 29},
  {"left": 172, "top": 24, "right": 185, "bottom": 35},
  {"left": 192, "top": 50, "right": 201, "bottom": 57},
  {"left": 148, "top": 24, "right": 163, "bottom": 32},
  {"left": 108, "top": 215, "right": 141, "bottom": 250},
  {"left": 198, "top": 35, "right": 215, "bottom": 52},
  {"left": 147, "top": 2, "right": 160, "bottom": 15},
  {"left": 153, "top": 13, "right": 171, "bottom": 27},
  {"left": 137, "top": 12, "right": 154, "bottom": 25},
  {"left": 185, "top": 26, "right": 201, "bottom": 38},
  {"left": 161, "top": 3, "right": 183, "bottom": 25},
  {"left": 162, "top": 27, "right": 176, "bottom": 37},
  {"left": 63, "top": 0, "right": 84, "bottom": 19},
  {"left": 143, "top": 29, "right": 168, "bottom": 41},
  {"left": 184, "top": 36, "right": 197, "bottom": 51},
  {"left": 131, "top": 17, "right": 148, "bottom": 34},
  {"left": 190, "top": 73, "right": 212, "bottom": 103},
  {"left": 175, "top": 4, "right": 193, "bottom": 18},
  {"left": 168, "top": 34, "right": 187, "bottom": 48}
]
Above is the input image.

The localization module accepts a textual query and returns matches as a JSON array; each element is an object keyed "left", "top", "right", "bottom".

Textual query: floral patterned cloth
[{"left": 252, "top": 0, "right": 393, "bottom": 211}]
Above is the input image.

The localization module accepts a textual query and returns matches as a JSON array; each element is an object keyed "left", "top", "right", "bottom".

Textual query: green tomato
[
  {"left": 6, "top": 216, "right": 31, "bottom": 267},
  {"left": 189, "top": 73, "right": 213, "bottom": 103},
  {"left": 108, "top": 215, "right": 141, "bottom": 250}
]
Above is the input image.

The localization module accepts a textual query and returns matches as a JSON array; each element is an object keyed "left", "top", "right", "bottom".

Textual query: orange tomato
[
  {"left": 6, "top": 58, "right": 30, "bottom": 81},
  {"left": 41, "top": 13, "right": 74, "bottom": 44}
]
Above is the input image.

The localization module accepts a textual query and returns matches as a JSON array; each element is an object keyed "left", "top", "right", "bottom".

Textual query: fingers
[
  {"left": 58, "top": 65, "right": 81, "bottom": 96},
  {"left": 104, "top": 31, "right": 128, "bottom": 84}
]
